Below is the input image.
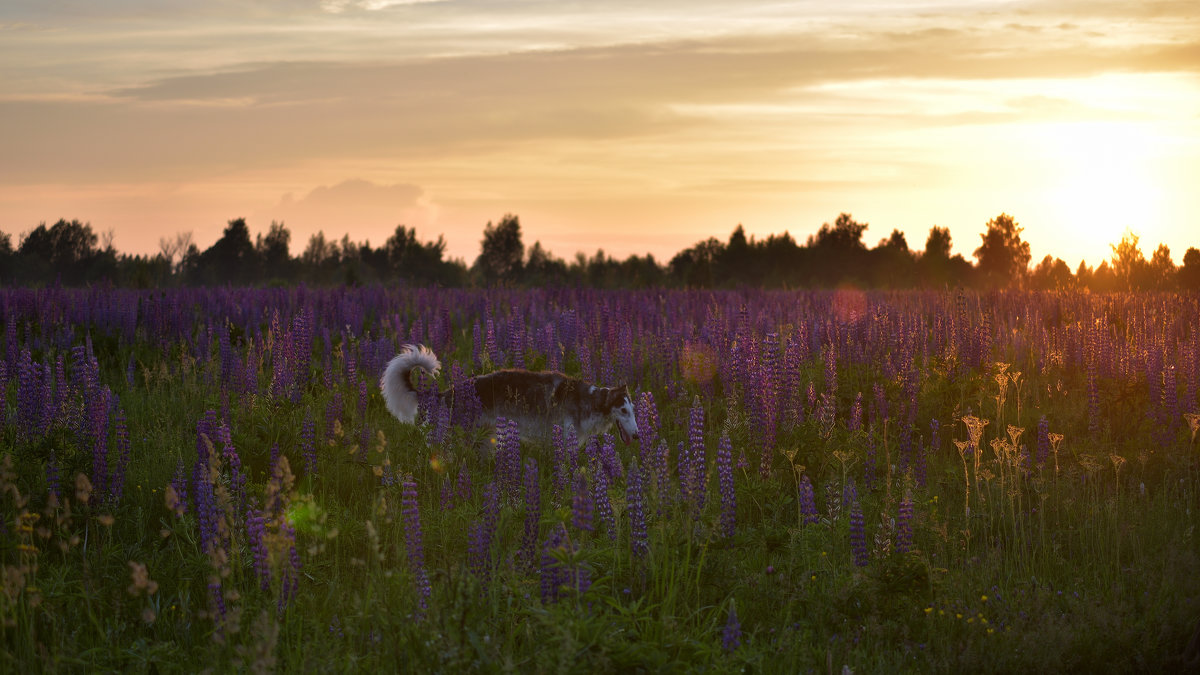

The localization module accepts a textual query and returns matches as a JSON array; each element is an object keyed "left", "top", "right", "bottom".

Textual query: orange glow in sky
[{"left": 2, "top": 1, "right": 1198, "bottom": 267}]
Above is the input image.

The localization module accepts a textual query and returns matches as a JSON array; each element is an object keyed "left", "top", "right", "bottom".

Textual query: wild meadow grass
[{"left": 1, "top": 287, "right": 1198, "bottom": 673}]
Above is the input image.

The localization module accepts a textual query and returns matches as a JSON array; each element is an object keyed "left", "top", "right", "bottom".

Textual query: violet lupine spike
[
  {"left": 896, "top": 494, "right": 914, "bottom": 555},
  {"left": 89, "top": 386, "right": 111, "bottom": 500},
  {"left": 722, "top": 602, "right": 742, "bottom": 651},
  {"left": 599, "top": 433, "right": 622, "bottom": 483},
  {"left": 626, "top": 458, "right": 649, "bottom": 560},
  {"left": 1164, "top": 364, "right": 1179, "bottom": 431},
  {"left": 572, "top": 473, "right": 594, "bottom": 534},
  {"left": 469, "top": 481, "right": 501, "bottom": 585},
  {"left": 552, "top": 425, "right": 568, "bottom": 502},
  {"left": 654, "top": 439, "right": 673, "bottom": 514},
  {"left": 849, "top": 392, "right": 863, "bottom": 433},
  {"left": 520, "top": 458, "right": 541, "bottom": 571},
  {"left": 279, "top": 522, "right": 302, "bottom": 614},
  {"left": 717, "top": 434, "right": 736, "bottom": 538},
  {"left": 688, "top": 395, "right": 707, "bottom": 517},
  {"left": 636, "top": 390, "right": 661, "bottom": 472},
  {"left": 872, "top": 382, "right": 888, "bottom": 432},
  {"left": 849, "top": 498, "right": 868, "bottom": 567},
  {"left": 540, "top": 522, "right": 568, "bottom": 604},
  {"left": 247, "top": 508, "right": 272, "bottom": 592},
  {"left": 216, "top": 420, "right": 248, "bottom": 519},
  {"left": 455, "top": 465, "right": 472, "bottom": 503},
  {"left": 301, "top": 416, "right": 317, "bottom": 475},
  {"left": 496, "top": 417, "right": 522, "bottom": 500},
  {"left": 798, "top": 475, "right": 819, "bottom": 525},
  {"left": 841, "top": 477, "right": 858, "bottom": 508},
  {"left": 170, "top": 460, "right": 189, "bottom": 512},
  {"left": 400, "top": 476, "right": 433, "bottom": 615},
  {"left": 592, "top": 454, "right": 616, "bottom": 541},
  {"left": 485, "top": 318, "right": 500, "bottom": 366}
]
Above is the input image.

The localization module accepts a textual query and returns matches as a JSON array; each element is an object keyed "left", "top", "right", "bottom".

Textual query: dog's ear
[{"left": 606, "top": 386, "right": 626, "bottom": 408}]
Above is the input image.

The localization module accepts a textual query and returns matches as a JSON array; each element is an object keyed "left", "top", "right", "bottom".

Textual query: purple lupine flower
[
  {"left": 717, "top": 434, "right": 736, "bottom": 538},
  {"left": 798, "top": 475, "right": 819, "bottom": 525},
  {"left": 509, "top": 321, "right": 525, "bottom": 369},
  {"left": 896, "top": 492, "right": 914, "bottom": 554},
  {"left": 598, "top": 433, "right": 622, "bottom": 483},
  {"left": 552, "top": 425, "right": 569, "bottom": 502},
  {"left": 495, "top": 417, "right": 522, "bottom": 499},
  {"left": 540, "top": 522, "right": 568, "bottom": 604},
  {"left": 626, "top": 458, "right": 648, "bottom": 560},
  {"left": 654, "top": 438, "right": 673, "bottom": 514},
  {"left": 471, "top": 319, "right": 483, "bottom": 368},
  {"left": 400, "top": 476, "right": 432, "bottom": 614},
  {"left": 592, "top": 455, "right": 616, "bottom": 540},
  {"left": 1087, "top": 327, "right": 1101, "bottom": 438},
  {"left": 278, "top": 521, "right": 302, "bottom": 615},
  {"left": 208, "top": 577, "right": 227, "bottom": 636},
  {"left": 636, "top": 390, "right": 661, "bottom": 473},
  {"left": 520, "top": 458, "right": 541, "bottom": 571},
  {"left": 448, "top": 364, "right": 482, "bottom": 429},
  {"left": 1164, "top": 364, "right": 1179, "bottom": 432},
  {"left": 301, "top": 416, "right": 317, "bottom": 475},
  {"left": 823, "top": 344, "right": 838, "bottom": 398},
  {"left": 572, "top": 473, "right": 593, "bottom": 534},
  {"left": 439, "top": 477, "right": 455, "bottom": 511},
  {"left": 426, "top": 397, "right": 451, "bottom": 448},
  {"left": 170, "top": 459, "right": 189, "bottom": 512},
  {"left": 687, "top": 395, "right": 708, "bottom": 516},
  {"left": 848, "top": 392, "right": 863, "bottom": 433},
  {"left": 841, "top": 477, "right": 858, "bottom": 508},
  {"left": 89, "top": 386, "right": 111, "bottom": 501},
  {"left": 722, "top": 602, "right": 742, "bottom": 651},
  {"left": 849, "top": 498, "right": 868, "bottom": 567},
  {"left": 247, "top": 508, "right": 271, "bottom": 591},
  {"left": 468, "top": 481, "right": 501, "bottom": 585},
  {"left": 485, "top": 318, "right": 500, "bottom": 366},
  {"left": 872, "top": 382, "right": 888, "bottom": 432},
  {"left": 216, "top": 420, "right": 247, "bottom": 518},
  {"left": 455, "top": 465, "right": 472, "bottom": 503}
]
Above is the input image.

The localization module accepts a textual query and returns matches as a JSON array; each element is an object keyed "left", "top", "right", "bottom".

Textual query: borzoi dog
[{"left": 380, "top": 344, "right": 640, "bottom": 444}]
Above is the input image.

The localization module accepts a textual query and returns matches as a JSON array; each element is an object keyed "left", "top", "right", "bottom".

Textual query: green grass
[{"left": 2, "top": 304, "right": 1198, "bottom": 674}]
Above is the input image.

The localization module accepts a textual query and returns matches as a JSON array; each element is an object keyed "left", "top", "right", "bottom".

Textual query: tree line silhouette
[{"left": 2, "top": 213, "right": 1198, "bottom": 291}]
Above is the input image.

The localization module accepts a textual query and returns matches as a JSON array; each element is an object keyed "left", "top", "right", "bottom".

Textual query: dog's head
[{"left": 604, "top": 384, "right": 639, "bottom": 445}]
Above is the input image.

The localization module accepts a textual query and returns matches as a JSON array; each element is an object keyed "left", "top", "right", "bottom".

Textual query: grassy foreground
[{"left": 1, "top": 286, "right": 1198, "bottom": 673}]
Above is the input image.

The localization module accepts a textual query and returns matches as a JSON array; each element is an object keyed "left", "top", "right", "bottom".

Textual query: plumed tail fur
[{"left": 380, "top": 344, "right": 441, "bottom": 423}]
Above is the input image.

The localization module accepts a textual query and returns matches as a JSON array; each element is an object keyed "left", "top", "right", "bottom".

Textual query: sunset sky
[{"left": 2, "top": 1, "right": 1198, "bottom": 268}]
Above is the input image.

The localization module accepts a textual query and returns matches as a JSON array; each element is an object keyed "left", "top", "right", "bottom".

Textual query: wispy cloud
[{"left": 1, "top": 1, "right": 1197, "bottom": 263}]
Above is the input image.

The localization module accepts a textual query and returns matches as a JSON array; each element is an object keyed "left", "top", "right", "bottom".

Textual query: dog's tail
[{"left": 380, "top": 344, "right": 441, "bottom": 424}]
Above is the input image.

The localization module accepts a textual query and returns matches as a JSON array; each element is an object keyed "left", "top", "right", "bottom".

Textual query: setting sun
[{"left": 1040, "top": 120, "right": 1166, "bottom": 261}]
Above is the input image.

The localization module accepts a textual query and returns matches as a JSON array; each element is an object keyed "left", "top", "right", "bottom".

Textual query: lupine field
[{"left": 1, "top": 286, "right": 1198, "bottom": 672}]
